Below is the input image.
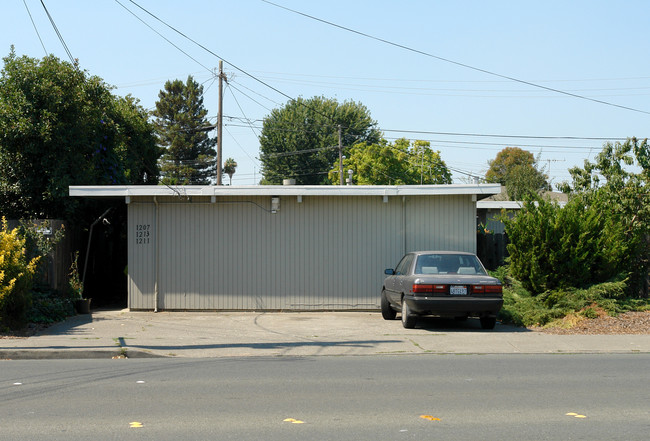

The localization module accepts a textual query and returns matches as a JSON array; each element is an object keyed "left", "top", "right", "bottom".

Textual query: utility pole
[
  {"left": 420, "top": 150, "right": 424, "bottom": 185},
  {"left": 338, "top": 125, "right": 344, "bottom": 185},
  {"left": 543, "top": 158, "right": 564, "bottom": 185},
  {"left": 217, "top": 60, "right": 224, "bottom": 186}
]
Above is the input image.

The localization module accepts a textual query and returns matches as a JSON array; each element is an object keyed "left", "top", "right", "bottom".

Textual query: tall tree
[
  {"left": 111, "top": 95, "right": 161, "bottom": 185},
  {"left": 0, "top": 50, "right": 160, "bottom": 220},
  {"left": 328, "top": 138, "right": 451, "bottom": 185},
  {"left": 485, "top": 147, "right": 550, "bottom": 200},
  {"left": 259, "top": 96, "right": 381, "bottom": 184},
  {"left": 559, "top": 138, "right": 650, "bottom": 297},
  {"left": 153, "top": 76, "right": 216, "bottom": 185},
  {"left": 223, "top": 157, "right": 237, "bottom": 185}
]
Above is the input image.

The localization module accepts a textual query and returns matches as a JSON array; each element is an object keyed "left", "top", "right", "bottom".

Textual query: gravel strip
[{"left": 531, "top": 311, "right": 650, "bottom": 335}]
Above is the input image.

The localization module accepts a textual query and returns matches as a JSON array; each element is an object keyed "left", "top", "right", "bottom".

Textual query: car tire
[
  {"left": 381, "top": 290, "right": 397, "bottom": 320},
  {"left": 480, "top": 316, "right": 497, "bottom": 330},
  {"left": 401, "top": 297, "right": 417, "bottom": 329}
]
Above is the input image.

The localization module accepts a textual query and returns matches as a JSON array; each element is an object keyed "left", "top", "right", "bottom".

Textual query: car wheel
[
  {"left": 381, "top": 290, "right": 397, "bottom": 320},
  {"left": 480, "top": 316, "right": 497, "bottom": 330},
  {"left": 401, "top": 297, "right": 417, "bottom": 329}
]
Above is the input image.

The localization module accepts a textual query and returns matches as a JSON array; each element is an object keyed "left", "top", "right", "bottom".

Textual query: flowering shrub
[{"left": 0, "top": 217, "right": 40, "bottom": 329}]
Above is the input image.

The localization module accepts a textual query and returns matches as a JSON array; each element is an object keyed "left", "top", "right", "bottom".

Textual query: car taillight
[
  {"left": 412, "top": 284, "right": 447, "bottom": 294},
  {"left": 485, "top": 285, "right": 503, "bottom": 294},
  {"left": 485, "top": 285, "right": 502, "bottom": 294},
  {"left": 472, "top": 285, "right": 502, "bottom": 294}
]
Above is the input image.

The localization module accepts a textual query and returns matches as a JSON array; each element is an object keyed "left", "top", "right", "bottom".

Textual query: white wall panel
[
  {"left": 127, "top": 194, "right": 476, "bottom": 310},
  {"left": 127, "top": 202, "right": 156, "bottom": 309}
]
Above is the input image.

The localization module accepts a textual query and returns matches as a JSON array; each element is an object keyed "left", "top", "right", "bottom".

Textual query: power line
[
  {"left": 226, "top": 85, "right": 261, "bottom": 137},
  {"left": 224, "top": 122, "right": 635, "bottom": 144},
  {"left": 228, "top": 79, "right": 283, "bottom": 107},
  {"left": 262, "top": 0, "right": 650, "bottom": 116},
  {"left": 39, "top": 0, "right": 74, "bottom": 64},
  {"left": 223, "top": 126, "right": 260, "bottom": 166},
  {"left": 114, "top": 0, "right": 214, "bottom": 75},
  {"left": 23, "top": 0, "right": 47, "bottom": 55},
  {"left": 227, "top": 82, "right": 274, "bottom": 113},
  {"left": 125, "top": 0, "right": 295, "bottom": 103},
  {"left": 379, "top": 129, "right": 628, "bottom": 142},
  {"left": 224, "top": 83, "right": 263, "bottom": 166},
  {"left": 252, "top": 73, "right": 650, "bottom": 95},
  {"left": 124, "top": 1, "right": 370, "bottom": 131},
  {"left": 266, "top": 145, "right": 338, "bottom": 158},
  {"left": 246, "top": 69, "right": 650, "bottom": 85}
]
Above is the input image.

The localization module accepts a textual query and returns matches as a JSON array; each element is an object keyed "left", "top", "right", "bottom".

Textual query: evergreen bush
[{"left": 503, "top": 196, "right": 628, "bottom": 294}]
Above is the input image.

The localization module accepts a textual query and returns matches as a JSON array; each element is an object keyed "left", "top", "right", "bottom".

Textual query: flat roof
[
  {"left": 477, "top": 200, "right": 524, "bottom": 210},
  {"left": 69, "top": 184, "right": 501, "bottom": 200}
]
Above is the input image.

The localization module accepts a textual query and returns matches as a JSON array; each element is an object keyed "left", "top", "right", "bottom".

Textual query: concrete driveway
[{"left": 2, "top": 309, "right": 650, "bottom": 359}]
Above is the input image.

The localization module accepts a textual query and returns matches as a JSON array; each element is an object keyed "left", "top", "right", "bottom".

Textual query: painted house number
[{"left": 135, "top": 224, "right": 151, "bottom": 245}]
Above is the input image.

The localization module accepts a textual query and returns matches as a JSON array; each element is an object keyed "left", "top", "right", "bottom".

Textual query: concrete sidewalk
[{"left": 2, "top": 309, "right": 650, "bottom": 359}]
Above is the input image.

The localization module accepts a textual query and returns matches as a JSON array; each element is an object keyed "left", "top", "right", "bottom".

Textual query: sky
[{"left": 2, "top": 0, "right": 649, "bottom": 185}]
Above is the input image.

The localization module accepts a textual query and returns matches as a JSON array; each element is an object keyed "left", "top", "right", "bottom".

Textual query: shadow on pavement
[
  {"left": 413, "top": 316, "right": 531, "bottom": 333},
  {"left": 122, "top": 339, "right": 402, "bottom": 353},
  {"left": 36, "top": 313, "right": 94, "bottom": 336}
]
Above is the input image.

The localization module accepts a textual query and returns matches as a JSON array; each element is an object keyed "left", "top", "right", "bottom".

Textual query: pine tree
[{"left": 153, "top": 76, "right": 216, "bottom": 185}]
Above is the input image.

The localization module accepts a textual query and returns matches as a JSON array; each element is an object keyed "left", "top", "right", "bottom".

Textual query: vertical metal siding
[
  {"left": 127, "top": 202, "right": 156, "bottom": 309},
  {"left": 128, "top": 194, "right": 476, "bottom": 310},
  {"left": 405, "top": 195, "right": 476, "bottom": 253}
]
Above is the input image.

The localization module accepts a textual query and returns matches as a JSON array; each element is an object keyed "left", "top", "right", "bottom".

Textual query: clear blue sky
[{"left": 2, "top": 0, "right": 649, "bottom": 185}]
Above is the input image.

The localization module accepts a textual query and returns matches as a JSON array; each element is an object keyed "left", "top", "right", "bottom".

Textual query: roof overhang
[
  {"left": 70, "top": 184, "right": 501, "bottom": 200},
  {"left": 477, "top": 200, "right": 524, "bottom": 210}
]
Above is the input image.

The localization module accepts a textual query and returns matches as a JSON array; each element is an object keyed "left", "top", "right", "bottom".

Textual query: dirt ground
[{"left": 530, "top": 310, "right": 650, "bottom": 335}]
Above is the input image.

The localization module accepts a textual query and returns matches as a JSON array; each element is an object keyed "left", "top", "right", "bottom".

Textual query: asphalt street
[{"left": 2, "top": 354, "right": 649, "bottom": 440}]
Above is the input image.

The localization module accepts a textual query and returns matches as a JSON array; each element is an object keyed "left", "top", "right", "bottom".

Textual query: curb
[{"left": 0, "top": 349, "right": 164, "bottom": 360}]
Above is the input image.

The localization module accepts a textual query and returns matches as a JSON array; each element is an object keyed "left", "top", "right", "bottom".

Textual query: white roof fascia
[
  {"left": 477, "top": 201, "right": 524, "bottom": 210},
  {"left": 69, "top": 184, "right": 501, "bottom": 199},
  {"left": 477, "top": 200, "right": 567, "bottom": 210}
]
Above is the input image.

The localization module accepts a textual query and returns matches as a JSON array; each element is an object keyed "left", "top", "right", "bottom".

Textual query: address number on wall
[{"left": 135, "top": 224, "right": 151, "bottom": 245}]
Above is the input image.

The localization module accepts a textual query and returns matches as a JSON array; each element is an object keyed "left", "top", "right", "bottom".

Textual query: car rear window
[{"left": 414, "top": 254, "right": 487, "bottom": 275}]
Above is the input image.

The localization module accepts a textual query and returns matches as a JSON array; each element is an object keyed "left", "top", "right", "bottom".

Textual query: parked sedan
[{"left": 381, "top": 251, "right": 503, "bottom": 329}]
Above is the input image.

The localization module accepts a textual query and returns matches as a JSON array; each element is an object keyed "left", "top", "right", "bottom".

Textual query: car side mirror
[{"left": 384, "top": 268, "right": 395, "bottom": 275}]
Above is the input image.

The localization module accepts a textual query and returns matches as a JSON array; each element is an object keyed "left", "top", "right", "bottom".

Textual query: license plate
[{"left": 450, "top": 285, "right": 467, "bottom": 295}]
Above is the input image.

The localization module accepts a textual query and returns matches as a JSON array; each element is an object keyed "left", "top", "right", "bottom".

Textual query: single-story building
[
  {"left": 477, "top": 191, "right": 569, "bottom": 234},
  {"left": 476, "top": 200, "right": 523, "bottom": 234},
  {"left": 70, "top": 184, "right": 500, "bottom": 311}
]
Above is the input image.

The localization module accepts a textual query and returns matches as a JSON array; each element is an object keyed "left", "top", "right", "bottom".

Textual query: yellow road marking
[
  {"left": 566, "top": 412, "right": 587, "bottom": 418},
  {"left": 420, "top": 415, "right": 441, "bottom": 421},
  {"left": 129, "top": 422, "right": 144, "bottom": 428},
  {"left": 283, "top": 418, "right": 305, "bottom": 424}
]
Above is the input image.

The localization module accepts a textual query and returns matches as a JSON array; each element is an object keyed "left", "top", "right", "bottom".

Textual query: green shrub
[
  {"left": 0, "top": 217, "right": 40, "bottom": 329},
  {"left": 581, "top": 307, "right": 598, "bottom": 319},
  {"left": 503, "top": 196, "right": 629, "bottom": 294},
  {"left": 496, "top": 265, "right": 648, "bottom": 327},
  {"left": 26, "top": 288, "right": 75, "bottom": 324}
]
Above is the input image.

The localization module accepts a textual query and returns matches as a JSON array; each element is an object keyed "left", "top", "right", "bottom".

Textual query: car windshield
[{"left": 414, "top": 253, "right": 487, "bottom": 275}]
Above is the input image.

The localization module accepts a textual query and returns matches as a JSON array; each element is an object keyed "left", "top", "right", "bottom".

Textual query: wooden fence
[
  {"left": 6, "top": 219, "right": 72, "bottom": 293},
  {"left": 476, "top": 233, "right": 508, "bottom": 271}
]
